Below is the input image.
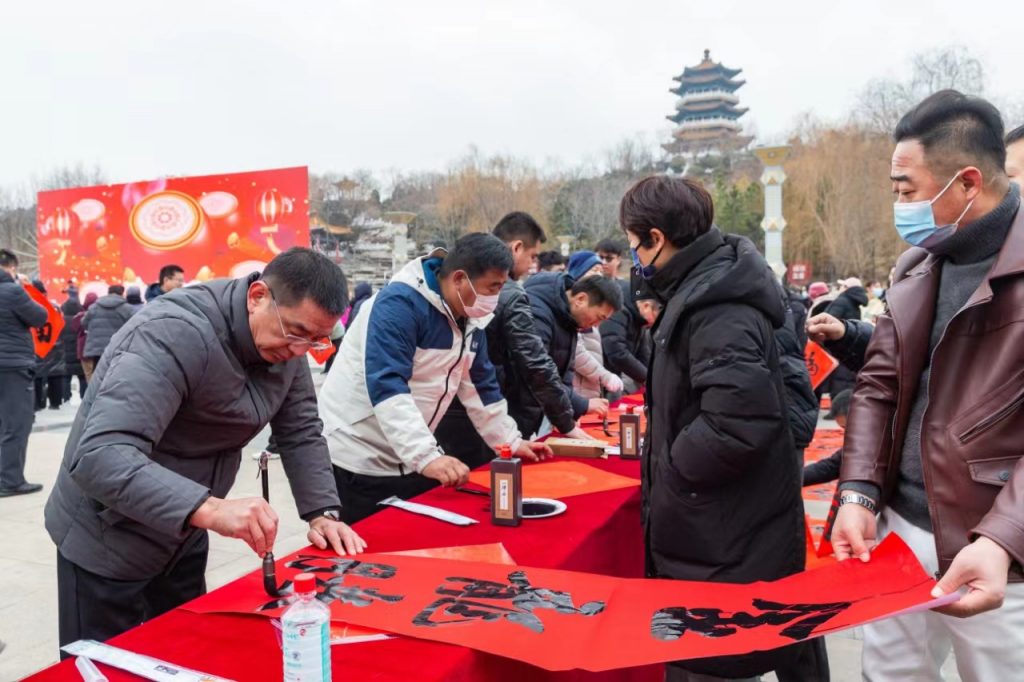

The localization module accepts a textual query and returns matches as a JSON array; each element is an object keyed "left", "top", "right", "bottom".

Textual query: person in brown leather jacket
[{"left": 833, "top": 90, "right": 1024, "bottom": 680}]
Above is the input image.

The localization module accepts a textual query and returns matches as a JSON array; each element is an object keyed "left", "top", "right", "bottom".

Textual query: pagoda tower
[{"left": 663, "top": 49, "right": 753, "bottom": 165}]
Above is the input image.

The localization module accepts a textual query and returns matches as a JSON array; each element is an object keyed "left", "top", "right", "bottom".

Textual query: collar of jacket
[
  {"left": 0, "top": 269, "right": 12, "bottom": 284},
  {"left": 927, "top": 184, "right": 1020, "bottom": 265},
  {"left": 391, "top": 248, "right": 493, "bottom": 332},
  {"left": 230, "top": 273, "right": 269, "bottom": 367},
  {"left": 648, "top": 227, "right": 726, "bottom": 303},
  {"left": 902, "top": 191, "right": 1024, "bottom": 310}
]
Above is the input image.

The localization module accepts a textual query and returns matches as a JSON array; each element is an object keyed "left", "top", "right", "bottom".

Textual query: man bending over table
[
  {"left": 45, "top": 248, "right": 365, "bottom": 649},
  {"left": 319, "top": 233, "right": 552, "bottom": 523}
]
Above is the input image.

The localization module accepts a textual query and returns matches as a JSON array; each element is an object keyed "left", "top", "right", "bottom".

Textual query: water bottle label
[{"left": 283, "top": 618, "right": 329, "bottom": 682}]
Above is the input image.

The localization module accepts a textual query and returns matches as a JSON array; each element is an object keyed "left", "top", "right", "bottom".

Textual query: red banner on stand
[{"left": 187, "top": 534, "right": 944, "bottom": 672}]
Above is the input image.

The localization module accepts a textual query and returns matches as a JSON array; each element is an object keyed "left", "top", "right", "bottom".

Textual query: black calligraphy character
[
  {"left": 651, "top": 599, "right": 853, "bottom": 642},
  {"left": 412, "top": 570, "right": 605, "bottom": 633},
  {"left": 35, "top": 322, "right": 52, "bottom": 344},
  {"left": 258, "top": 557, "right": 403, "bottom": 611}
]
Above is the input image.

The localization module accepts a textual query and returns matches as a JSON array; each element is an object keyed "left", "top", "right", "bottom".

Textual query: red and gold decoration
[{"left": 37, "top": 166, "right": 309, "bottom": 292}]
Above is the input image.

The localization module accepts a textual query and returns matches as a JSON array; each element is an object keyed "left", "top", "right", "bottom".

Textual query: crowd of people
[{"left": 1, "top": 88, "right": 1024, "bottom": 680}]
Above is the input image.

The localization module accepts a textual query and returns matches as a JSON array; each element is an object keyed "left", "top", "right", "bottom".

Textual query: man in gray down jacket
[
  {"left": 0, "top": 249, "right": 48, "bottom": 496},
  {"left": 80, "top": 284, "right": 135, "bottom": 381},
  {"left": 45, "top": 247, "right": 366, "bottom": 648}
]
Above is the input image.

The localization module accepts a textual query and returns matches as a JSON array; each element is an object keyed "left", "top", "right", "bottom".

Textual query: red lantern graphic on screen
[{"left": 256, "top": 188, "right": 294, "bottom": 255}]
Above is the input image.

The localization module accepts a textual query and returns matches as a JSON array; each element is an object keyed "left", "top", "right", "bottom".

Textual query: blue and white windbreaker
[{"left": 319, "top": 251, "right": 523, "bottom": 476}]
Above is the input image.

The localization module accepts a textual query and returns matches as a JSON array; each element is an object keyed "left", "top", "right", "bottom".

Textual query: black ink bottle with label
[
  {"left": 490, "top": 444, "right": 522, "bottom": 526},
  {"left": 620, "top": 406, "right": 641, "bottom": 460}
]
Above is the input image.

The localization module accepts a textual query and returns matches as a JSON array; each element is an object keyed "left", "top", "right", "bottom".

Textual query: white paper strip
[
  {"left": 378, "top": 495, "right": 479, "bottom": 525},
  {"left": 62, "top": 640, "right": 236, "bottom": 682}
]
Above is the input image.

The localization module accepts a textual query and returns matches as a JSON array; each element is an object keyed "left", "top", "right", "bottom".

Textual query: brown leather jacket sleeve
[
  {"left": 973, "top": 459, "right": 1024, "bottom": 568},
  {"left": 838, "top": 311, "right": 899, "bottom": 494}
]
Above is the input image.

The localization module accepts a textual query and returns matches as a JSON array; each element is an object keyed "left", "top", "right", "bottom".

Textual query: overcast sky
[{"left": 2, "top": 0, "right": 1019, "bottom": 188}]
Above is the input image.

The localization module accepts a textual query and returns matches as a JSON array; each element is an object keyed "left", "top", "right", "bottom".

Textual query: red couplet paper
[
  {"left": 467, "top": 460, "right": 640, "bottom": 500},
  {"left": 24, "top": 285, "right": 65, "bottom": 359},
  {"left": 804, "top": 341, "right": 840, "bottom": 391},
  {"left": 187, "top": 534, "right": 939, "bottom": 672}
]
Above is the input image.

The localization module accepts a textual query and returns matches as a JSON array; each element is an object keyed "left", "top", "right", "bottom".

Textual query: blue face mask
[
  {"left": 893, "top": 171, "right": 974, "bottom": 248},
  {"left": 630, "top": 243, "right": 663, "bottom": 280}
]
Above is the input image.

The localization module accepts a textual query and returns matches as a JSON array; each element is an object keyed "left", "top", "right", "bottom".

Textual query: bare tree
[{"left": 854, "top": 46, "right": 986, "bottom": 133}]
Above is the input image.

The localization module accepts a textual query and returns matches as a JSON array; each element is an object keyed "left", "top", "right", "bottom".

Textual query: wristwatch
[
  {"left": 839, "top": 492, "right": 878, "bottom": 514},
  {"left": 319, "top": 509, "right": 342, "bottom": 522}
]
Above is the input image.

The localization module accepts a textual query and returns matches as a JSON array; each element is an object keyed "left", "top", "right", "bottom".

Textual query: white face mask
[{"left": 457, "top": 275, "right": 499, "bottom": 318}]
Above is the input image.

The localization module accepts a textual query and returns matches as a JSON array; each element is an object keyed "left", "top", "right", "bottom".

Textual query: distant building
[{"left": 663, "top": 49, "right": 753, "bottom": 167}]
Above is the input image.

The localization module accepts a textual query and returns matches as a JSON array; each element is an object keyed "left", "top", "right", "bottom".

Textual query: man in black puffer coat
[
  {"left": 507, "top": 273, "right": 622, "bottom": 438},
  {"left": 620, "top": 176, "right": 815, "bottom": 681}
]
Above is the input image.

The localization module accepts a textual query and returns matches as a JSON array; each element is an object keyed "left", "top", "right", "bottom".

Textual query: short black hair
[
  {"left": 570, "top": 274, "right": 623, "bottom": 310},
  {"left": 619, "top": 176, "right": 714, "bottom": 249},
  {"left": 827, "top": 389, "right": 853, "bottom": 420},
  {"left": 159, "top": 264, "right": 184, "bottom": 284},
  {"left": 594, "top": 238, "right": 625, "bottom": 256},
  {"left": 894, "top": 90, "right": 1006, "bottom": 178},
  {"left": 261, "top": 247, "right": 349, "bottom": 316},
  {"left": 108, "top": 284, "right": 125, "bottom": 296},
  {"left": 0, "top": 249, "right": 17, "bottom": 268},
  {"left": 439, "top": 233, "right": 513, "bottom": 279},
  {"left": 1007, "top": 124, "right": 1024, "bottom": 147},
  {"left": 537, "top": 250, "right": 565, "bottom": 269},
  {"left": 492, "top": 212, "right": 546, "bottom": 248}
]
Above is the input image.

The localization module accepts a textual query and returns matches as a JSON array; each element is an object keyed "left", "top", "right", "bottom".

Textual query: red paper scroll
[
  {"left": 187, "top": 534, "right": 941, "bottom": 672},
  {"left": 24, "top": 285, "right": 65, "bottom": 358},
  {"left": 804, "top": 341, "right": 840, "bottom": 391}
]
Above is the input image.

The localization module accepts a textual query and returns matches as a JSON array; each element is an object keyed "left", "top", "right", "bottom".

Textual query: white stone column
[{"left": 753, "top": 145, "right": 791, "bottom": 279}]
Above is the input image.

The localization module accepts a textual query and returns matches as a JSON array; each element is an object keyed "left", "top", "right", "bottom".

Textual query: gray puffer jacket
[
  {"left": 0, "top": 269, "right": 47, "bottom": 369},
  {"left": 81, "top": 294, "right": 135, "bottom": 359},
  {"left": 45, "top": 274, "right": 340, "bottom": 580}
]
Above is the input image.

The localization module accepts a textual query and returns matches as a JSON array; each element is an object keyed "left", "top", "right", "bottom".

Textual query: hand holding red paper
[
  {"left": 806, "top": 313, "right": 846, "bottom": 344},
  {"left": 931, "top": 536, "right": 1012, "bottom": 617},
  {"left": 831, "top": 498, "right": 878, "bottom": 563}
]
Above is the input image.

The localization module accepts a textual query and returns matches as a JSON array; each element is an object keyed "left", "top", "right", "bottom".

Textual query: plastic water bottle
[{"left": 282, "top": 572, "right": 331, "bottom": 681}]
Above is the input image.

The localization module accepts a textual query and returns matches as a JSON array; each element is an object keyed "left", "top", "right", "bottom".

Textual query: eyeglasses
[{"left": 266, "top": 286, "right": 332, "bottom": 352}]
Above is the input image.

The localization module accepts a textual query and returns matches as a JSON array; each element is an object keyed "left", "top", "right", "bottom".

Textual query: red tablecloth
[{"left": 25, "top": 456, "right": 659, "bottom": 681}]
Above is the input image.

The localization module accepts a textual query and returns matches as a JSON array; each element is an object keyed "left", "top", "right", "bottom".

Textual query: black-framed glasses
[{"left": 266, "top": 286, "right": 332, "bottom": 352}]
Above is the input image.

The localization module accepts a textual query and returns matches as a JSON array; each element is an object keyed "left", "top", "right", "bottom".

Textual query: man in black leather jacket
[{"left": 435, "top": 213, "right": 593, "bottom": 468}]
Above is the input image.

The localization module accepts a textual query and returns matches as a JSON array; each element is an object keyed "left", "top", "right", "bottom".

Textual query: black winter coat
[
  {"left": 642, "top": 228, "right": 804, "bottom": 678},
  {"left": 0, "top": 270, "right": 48, "bottom": 370},
  {"left": 507, "top": 272, "right": 589, "bottom": 436},
  {"left": 488, "top": 279, "right": 580, "bottom": 434},
  {"left": 824, "top": 319, "right": 873, "bottom": 373},
  {"left": 599, "top": 297, "right": 649, "bottom": 385},
  {"left": 825, "top": 286, "right": 867, "bottom": 321},
  {"left": 774, "top": 296, "right": 819, "bottom": 450}
]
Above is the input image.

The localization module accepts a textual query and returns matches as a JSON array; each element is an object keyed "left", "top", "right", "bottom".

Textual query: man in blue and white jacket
[{"left": 319, "top": 233, "right": 552, "bottom": 523}]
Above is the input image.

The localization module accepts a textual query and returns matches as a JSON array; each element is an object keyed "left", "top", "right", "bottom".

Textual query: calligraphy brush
[
  {"left": 455, "top": 486, "right": 490, "bottom": 497},
  {"left": 258, "top": 452, "right": 286, "bottom": 597},
  {"left": 601, "top": 387, "right": 614, "bottom": 437}
]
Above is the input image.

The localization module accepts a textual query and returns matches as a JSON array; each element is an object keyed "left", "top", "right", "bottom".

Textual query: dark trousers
[
  {"left": 434, "top": 408, "right": 493, "bottom": 470},
  {"left": 57, "top": 533, "right": 209, "bottom": 652},
  {"left": 0, "top": 368, "right": 35, "bottom": 489},
  {"left": 333, "top": 465, "right": 438, "bottom": 525},
  {"left": 63, "top": 369, "right": 87, "bottom": 401}
]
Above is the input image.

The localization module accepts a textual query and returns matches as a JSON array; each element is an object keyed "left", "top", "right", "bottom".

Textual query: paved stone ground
[{"left": 0, "top": 374, "right": 961, "bottom": 681}]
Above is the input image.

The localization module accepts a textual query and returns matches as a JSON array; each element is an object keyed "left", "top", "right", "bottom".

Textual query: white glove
[{"left": 601, "top": 373, "right": 624, "bottom": 393}]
